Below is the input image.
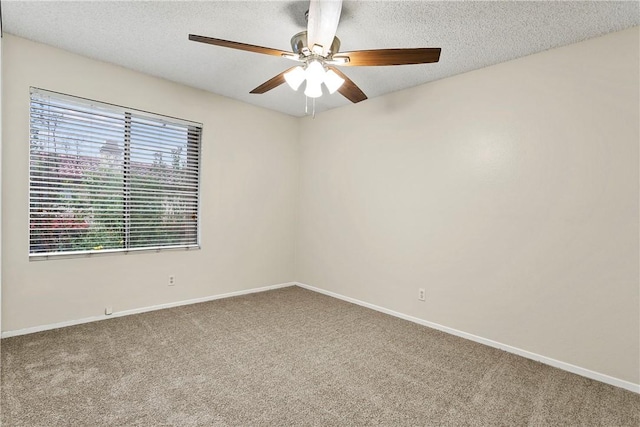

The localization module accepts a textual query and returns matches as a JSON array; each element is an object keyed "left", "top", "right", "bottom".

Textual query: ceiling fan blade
[
  {"left": 334, "top": 48, "right": 441, "bottom": 66},
  {"left": 307, "top": 0, "right": 343, "bottom": 56},
  {"left": 189, "top": 34, "right": 294, "bottom": 58},
  {"left": 249, "top": 67, "right": 299, "bottom": 94},
  {"left": 327, "top": 67, "right": 367, "bottom": 103}
]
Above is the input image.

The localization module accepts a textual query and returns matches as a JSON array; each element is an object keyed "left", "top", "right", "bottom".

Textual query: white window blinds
[{"left": 29, "top": 88, "right": 202, "bottom": 258}]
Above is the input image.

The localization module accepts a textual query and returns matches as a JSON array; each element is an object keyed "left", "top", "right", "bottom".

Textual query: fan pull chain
[{"left": 304, "top": 96, "right": 317, "bottom": 118}]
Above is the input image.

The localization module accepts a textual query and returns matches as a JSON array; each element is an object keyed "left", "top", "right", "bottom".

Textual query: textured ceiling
[{"left": 3, "top": 1, "right": 639, "bottom": 117}]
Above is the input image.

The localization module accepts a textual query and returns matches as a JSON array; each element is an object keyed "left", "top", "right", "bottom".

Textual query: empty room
[{"left": 1, "top": 1, "right": 639, "bottom": 425}]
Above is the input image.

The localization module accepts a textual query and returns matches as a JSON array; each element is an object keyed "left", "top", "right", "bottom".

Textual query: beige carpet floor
[{"left": 2, "top": 286, "right": 638, "bottom": 426}]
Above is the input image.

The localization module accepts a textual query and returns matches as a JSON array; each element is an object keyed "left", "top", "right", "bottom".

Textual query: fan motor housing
[{"left": 290, "top": 31, "right": 340, "bottom": 57}]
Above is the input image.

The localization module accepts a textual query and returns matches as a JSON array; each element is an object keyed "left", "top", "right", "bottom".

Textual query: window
[{"left": 29, "top": 88, "right": 202, "bottom": 258}]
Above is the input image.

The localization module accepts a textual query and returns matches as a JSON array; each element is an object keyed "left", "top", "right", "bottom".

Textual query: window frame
[{"left": 28, "top": 87, "right": 203, "bottom": 260}]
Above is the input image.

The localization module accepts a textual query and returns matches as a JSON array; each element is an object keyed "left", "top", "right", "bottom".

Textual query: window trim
[{"left": 28, "top": 87, "right": 203, "bottom": 260}]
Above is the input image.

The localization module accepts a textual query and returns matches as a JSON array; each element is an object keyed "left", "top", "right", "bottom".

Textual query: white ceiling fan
[{"left": 189, "top": 0, "right": 441, "bottom": 104}]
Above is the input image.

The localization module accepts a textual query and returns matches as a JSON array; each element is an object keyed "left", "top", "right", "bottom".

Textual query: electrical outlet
[
  {"left": 168, "top": 275, "right": 176, "bottom": 286},
  {"left": 418, "top": 288, "right": 426, "bottom": 301}
]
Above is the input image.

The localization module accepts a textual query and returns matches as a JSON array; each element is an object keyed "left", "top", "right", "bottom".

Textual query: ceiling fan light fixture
[
  {"left": 324, "top": 69, "right": 345, "bottom": 94},
  {"left": 304, "top": 80, "right": 323, "bottom": 98},
  {"left": 284, "top": 66, "right": 306, "bottom": 90},
  {"left": 305, "top": 60, "right": 326, "bottom": 85}
]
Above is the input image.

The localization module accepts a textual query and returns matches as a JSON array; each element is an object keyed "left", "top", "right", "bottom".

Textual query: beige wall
[
  {"left": 296, "top": 27, "right": 640, "bottom": 384},
  {"left": 2, "top": 35, "right": 298, "bottom": 332}
]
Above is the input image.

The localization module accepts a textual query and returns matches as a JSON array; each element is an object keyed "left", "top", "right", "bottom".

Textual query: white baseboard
[
  {"left": 1, "top": 282, "right": 296, "bottom": 339},
  {"left": 295, "top": 282, "right": 640, "bottom": 394}
]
